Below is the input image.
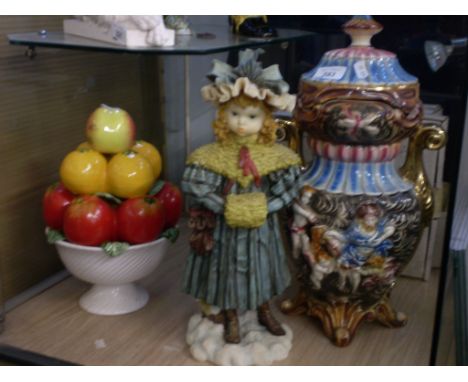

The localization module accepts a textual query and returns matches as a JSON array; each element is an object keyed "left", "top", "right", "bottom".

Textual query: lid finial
[{"left": 343, "top": 16, "right": 383, "bottom": 47}]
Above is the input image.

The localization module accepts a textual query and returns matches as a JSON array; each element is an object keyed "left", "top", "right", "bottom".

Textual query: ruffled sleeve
[
  {"left": 267, "top": 165, "right": 302, "bottom": 213},
  {"left": 181, "top": 165, "right": 225, "bottom": 214}
]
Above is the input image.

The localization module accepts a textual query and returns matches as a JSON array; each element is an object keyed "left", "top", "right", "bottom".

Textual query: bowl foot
[{"left": 79, "top": 283, "right": 149, "bottom": 315}]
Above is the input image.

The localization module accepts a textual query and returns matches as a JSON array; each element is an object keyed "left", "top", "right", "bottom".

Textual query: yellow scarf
[{"left": 186, "top": 134, "right": 301, "bottom": 188}]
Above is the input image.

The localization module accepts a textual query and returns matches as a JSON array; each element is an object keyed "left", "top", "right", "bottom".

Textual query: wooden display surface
[{"left": 0, "top": 222, "right": 439, "bottom": 365}]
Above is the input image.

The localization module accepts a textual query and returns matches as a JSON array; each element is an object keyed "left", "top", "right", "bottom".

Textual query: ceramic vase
[{"left": 281, "top": 16, "right": 447, "bottom": 346}]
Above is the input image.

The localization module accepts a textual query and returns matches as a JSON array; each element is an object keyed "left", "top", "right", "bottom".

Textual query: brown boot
[
  {"left": 257, "top": 302, "right": 286, "bottom": 336},
  {"left": 223, "top": 309, "right": 241, "bottom": 344},
  {"left": 203, "top": 311, "right": 225, "bottom": 324}
]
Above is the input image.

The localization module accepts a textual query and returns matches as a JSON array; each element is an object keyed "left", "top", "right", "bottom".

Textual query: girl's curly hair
[{"left": 212, "top": 94, "right": 277, "bottom": 145}]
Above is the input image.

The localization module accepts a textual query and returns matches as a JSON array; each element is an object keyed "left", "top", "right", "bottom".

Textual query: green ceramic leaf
[
  {"left": 94, "top": 192, "right": 122, "bottom": 205},
  {"left": 46, "top": 228, "right": 65, "bottom": 244},
  {"left": 102, "top": 242, "right": 130, "bottom": 257},
  {"left": 148, "top": 180, "right": 166, "bottom": 196},
  {"left": 161, "top": 227, "right": 180, "bottom": 243}
]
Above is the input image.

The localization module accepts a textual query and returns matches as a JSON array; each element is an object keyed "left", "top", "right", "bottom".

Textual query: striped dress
[{"left": 181, "top": 164, "right": 301, "bottom": 311}]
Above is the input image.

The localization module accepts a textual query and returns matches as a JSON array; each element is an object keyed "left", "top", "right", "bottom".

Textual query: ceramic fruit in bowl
[
  {"left": 86, "top": 104, "right": 136, "bottom": 154},
  {"left": 117, "top": 196, "right": 166, "bottom": 244},
  {"left": 59, "top": 149, "right": 158, "bottom": 199},
  {"left": 132, "top": 140, "right": 163, "bottom": 179},
  {"left": 154, "top": 181, "right": 183, "bottom": 229},
  {"left": 107, "top": 150, "right": 155, "bottom": 198},
  {"left": 63, "top": 195, "right": 117, "bottom": 246},
  {"left": 42, "top": 182, "right": 75, "bottom": 230},
  {"left": 59, "top": 148, "right": 109, "bottom": 194},
  {"left": 281, "top": 16, "right": 447, "bottom": 346},
  {"left": 44, "top": 104, "right": 178, "bottom": 315}
]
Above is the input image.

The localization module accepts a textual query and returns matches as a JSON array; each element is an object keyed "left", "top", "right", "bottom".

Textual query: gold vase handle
[
  {"left": 399, "top": 124, "right": 447, "bottom": 227},
  {"left": 275, "top": 117, "right": 304, "bottom": 163}
]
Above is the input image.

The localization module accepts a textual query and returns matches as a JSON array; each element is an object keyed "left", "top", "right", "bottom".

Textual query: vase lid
[{"left": 302, "top": 16, "right": 417, "bottom": 85}]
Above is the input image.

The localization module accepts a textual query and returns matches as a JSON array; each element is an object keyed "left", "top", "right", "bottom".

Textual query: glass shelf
[{"left": 7, "top": 24, "right": 314, "bottom": 55}]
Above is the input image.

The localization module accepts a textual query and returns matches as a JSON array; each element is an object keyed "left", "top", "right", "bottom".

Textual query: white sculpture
[{"left": 64, "top": 15, "right": 176, "bottom": 47}]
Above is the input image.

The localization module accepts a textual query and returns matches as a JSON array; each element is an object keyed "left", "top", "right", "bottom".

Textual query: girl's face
[
  {"left": 225, "top": 103, "right": 265, "bottom": 137},
  {"left": 360, "top": 213, "right": 378, "bottom": 229},
  {"left": 301, "top": 191, "right": 313, "bottom": 204}
]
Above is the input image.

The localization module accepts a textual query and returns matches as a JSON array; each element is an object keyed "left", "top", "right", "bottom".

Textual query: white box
[{"left": 63, "top": 19, "right": 150, "bottom": 47}]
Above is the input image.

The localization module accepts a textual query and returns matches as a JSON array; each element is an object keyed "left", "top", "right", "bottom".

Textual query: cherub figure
[
  {"left": 327, "top": 202, "right": 395, "bottom": 292},
  {"left": 291, "top": 186, "right": 319, "bottom": 260},
  {"left": 307, "top": 226, "right": 340, "bottom": 289}
]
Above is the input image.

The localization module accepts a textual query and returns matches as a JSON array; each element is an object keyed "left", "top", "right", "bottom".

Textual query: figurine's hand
[
  {"left": 304, "top": 252, "right": 316, "bottom": 265},
  {"left": 382, "top": 225, "right": 396, "bottom": 239},
  {"left": 188, "top": 208, "right": 216, "bottom": 255},
  {"left": 307, "top": 212, "right": 318, "bottom": 224}
]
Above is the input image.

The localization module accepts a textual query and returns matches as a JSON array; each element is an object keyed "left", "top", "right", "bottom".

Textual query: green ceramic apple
[{"left": 86, "top": 104, "right": 136, "bottom": 154}]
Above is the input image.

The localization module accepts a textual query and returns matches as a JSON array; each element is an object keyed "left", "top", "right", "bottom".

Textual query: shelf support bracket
[{"left": 24, "top": 46, "right": 37, "bottom": 60}]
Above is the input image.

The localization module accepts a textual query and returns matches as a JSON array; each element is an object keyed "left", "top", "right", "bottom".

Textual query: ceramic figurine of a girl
[{"left": 182, "top": 49, "right": 301, "bottom": 365}]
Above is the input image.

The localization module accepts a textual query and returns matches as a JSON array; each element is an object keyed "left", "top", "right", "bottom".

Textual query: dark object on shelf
[
  {"left": 196, "top": 32, "right": 216, "bottom": 40},
  {"left": 230, "top": 16, "right": 278, "bottom": 38},
  {"left": 0, "top": 345, "right": 78, "bottom": 366}
]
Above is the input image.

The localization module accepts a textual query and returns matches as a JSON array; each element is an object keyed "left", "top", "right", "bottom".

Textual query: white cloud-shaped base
[{"left": 186, "top": 311, "right": 293, "bottom": 366}]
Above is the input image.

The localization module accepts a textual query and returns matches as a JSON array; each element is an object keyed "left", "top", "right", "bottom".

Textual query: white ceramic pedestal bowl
[{"left": 54, "top": 238, "right": 169, "bottom": 316}]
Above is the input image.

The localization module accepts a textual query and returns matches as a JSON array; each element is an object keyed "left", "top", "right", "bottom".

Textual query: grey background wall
[{"left": 161, "top": 16, "right": 228, "bottom": 183}]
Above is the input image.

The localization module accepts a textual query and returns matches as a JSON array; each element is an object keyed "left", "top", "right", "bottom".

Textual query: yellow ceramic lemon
[
  {"left": 107, "top": 151, "right": 155, "bottom": 198},
  {"left": 132, "top": 140, "right": 163, "bottom": 179},
  {"left": 59, "top": 149, "right": 108, "bottom": 194},
  {"left": 76, "top": 141, "right": 92, "bottom": 150}
]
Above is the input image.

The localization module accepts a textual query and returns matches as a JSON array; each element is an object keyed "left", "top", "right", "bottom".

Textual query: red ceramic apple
[
  {"left": 42, "top": 182, "right": 75, "bottom": 230},
  {"left": 117, "top": 197, "right": 166, "bottom": 244},
  {"left": 86, "top": 104, "right": 136, "bottom": 154},
  {"left": 154, "top": 182, "right": 183, "bottom": 229},
  {"left": 63, "top": 195, "right": 117, "bottom": 246}
]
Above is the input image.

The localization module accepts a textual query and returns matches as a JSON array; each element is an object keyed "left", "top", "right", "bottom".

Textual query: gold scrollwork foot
[
  {"left": 280, "top": 289, "right": 308, "bottom": 315},
  {"left": 281, "top": 294, "right": 408, "bottom": 347},
  {"left": 307, "top": 300, "right": 370, "bottom": 347},
  {"left": 373, "top": 297, "right": 408, "bottom": 328}
]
